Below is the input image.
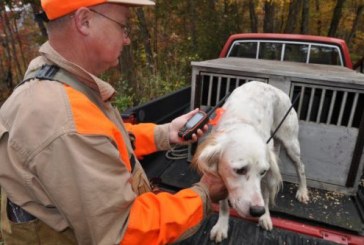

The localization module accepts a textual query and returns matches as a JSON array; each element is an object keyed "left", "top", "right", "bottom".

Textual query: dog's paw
[
  {"left": 210, "top": 222, "right": 228, "bottom": 243},
  {"left": 296, "top": 187, "right": 309, "bottom": 204},
  {"left": 259, "top": 214, "right": 273, "bottom": 231}
]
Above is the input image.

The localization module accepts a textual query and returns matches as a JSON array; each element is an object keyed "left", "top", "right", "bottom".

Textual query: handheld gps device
[{"left": 178, "top": 92, "right": 231, "bottom": 140}]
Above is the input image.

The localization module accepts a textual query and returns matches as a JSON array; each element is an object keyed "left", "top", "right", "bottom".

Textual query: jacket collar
[{"left": 34, "top": 41, "right": 116, "bottom": 102}]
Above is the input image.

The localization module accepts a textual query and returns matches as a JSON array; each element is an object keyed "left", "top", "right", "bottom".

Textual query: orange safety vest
[{"left": 1, "top": 65, "right": 206, "bottom": 245}]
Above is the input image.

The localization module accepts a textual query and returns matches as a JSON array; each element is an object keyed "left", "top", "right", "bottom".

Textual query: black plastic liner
[{"left": 174, "top": 213, "right": 338, "bottom": 245}]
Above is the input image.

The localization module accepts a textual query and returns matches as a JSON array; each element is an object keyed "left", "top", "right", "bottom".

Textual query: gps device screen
[{"left": 186, "top": 112, "right": 205, "bottom": 128}]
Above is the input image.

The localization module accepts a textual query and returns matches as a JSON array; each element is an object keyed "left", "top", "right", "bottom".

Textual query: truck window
[
  {"left": 229, "top": 42, "right": 257, "bottom": 58},
  {"left": 309, "top": 45, "right": 341, "bottom": 66},
  {"left": 258, "top": 42, "right": 282, "bottom": 61},
  {"left": 283, "top": 43, "right": 308, "bottom": 63},
  {"left": 227, "top": 39, "right": 344, "bottom": 67}
]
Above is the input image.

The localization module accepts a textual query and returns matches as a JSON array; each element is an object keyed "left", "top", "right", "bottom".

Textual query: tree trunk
[
  {"left": 248, "top": 0, "right": 258, "bottom": 32},
  {"left": 119, "top": 46, "right": 138, "bottom": 104},
  {"left": 346, "top": 4, "right": 364, "bottom": 45},
  {"left": 208, "top": 0, "right": 217, "bottom": 11},
  {"left": 301, "top": 0, "right": 310, "bottom": 34},
  {"left": 284, "top": 0, "right": 302, "bottom": 33},
  {"left": 135, "top": 8, "right": 155, "bottom": 74},
  {"left": 7, "top": 10, "right": 23, "bottom": 81},
  {"left": 328, "top": 0, "right": 346, "bottom": 37},
  {"left": 263, "top": 0, "right": 275, "bottom": 33},
  {"left": 315, "top": 0, "right": 322, "bottom": 35},
  {"left": 0, "top": 1, "right": 21, "bottom": 87},
  {"left": 31, "top": 3, "right": 48, "bottom": 38},
  {"left": 187, "top": 0, "right": 197, "bottom": 52},
  {"left": 11, "top": 13, "right": 27, "bottom": 72}
]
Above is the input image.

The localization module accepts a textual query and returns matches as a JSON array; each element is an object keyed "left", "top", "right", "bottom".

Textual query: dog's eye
[
  {"left": 235, "top": 167, "right": 248, "bottom": 175},
  {"left": 260, "top": 170, "right": 267, "bottom": 176}
]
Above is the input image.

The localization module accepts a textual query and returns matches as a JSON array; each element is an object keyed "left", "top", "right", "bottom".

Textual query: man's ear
[
  {"left": 73, "top": 7, "right": 93, "bottom": 35},
  {"left": 192, "top": 134, "right": 222, "bottom": 175}
]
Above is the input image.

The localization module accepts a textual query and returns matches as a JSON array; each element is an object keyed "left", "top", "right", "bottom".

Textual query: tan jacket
[{"left": 0, "top": 42, "right": 211, "bottom": 245}]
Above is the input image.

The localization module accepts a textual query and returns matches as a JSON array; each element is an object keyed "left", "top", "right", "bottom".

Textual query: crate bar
[
  {"left": 316, "top": 89, "right": 326, "bottom": 123},
  {"left": 216, "top": 76, "right": 222, "bottom": 106},
  {"left": 235, "top": 78, "right": 239, "bottom": 89},
  {"left": 207, "top": 75, "right": 213, "bottom": 106},
  {"left": 327, "top": 90, "right": 337, "bottom": 124},
  {"left": 225, "top": 77, "right": 231, "bottom": 95},
  {"left": 297, "top": 86, "right": 305, "bottom": 116},
  {"left": 348, "top": 93, "right": 359, "bottom": 128},
  {"left": 337, "top": 91, "right": 348, "bottom": 126},
  {"left": 306, "top": 87, "right": 316, "bottom": 121}
]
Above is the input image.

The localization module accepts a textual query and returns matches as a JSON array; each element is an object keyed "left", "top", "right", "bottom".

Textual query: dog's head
[{"left": 192, "top": 125, "right": 282, "bottom": 218}]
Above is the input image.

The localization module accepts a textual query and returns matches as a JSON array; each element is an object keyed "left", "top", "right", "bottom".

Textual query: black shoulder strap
[
  {"left": 20, "top": 65, "right": 105, "bottom": 110},
  {"left": 20, "top": 65, "right": 136, "bottom": 171}
]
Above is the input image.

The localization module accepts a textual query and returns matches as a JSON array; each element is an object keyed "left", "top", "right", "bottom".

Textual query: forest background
[{"left": 1, "top": 0, "right": 364, "bottom": 111}]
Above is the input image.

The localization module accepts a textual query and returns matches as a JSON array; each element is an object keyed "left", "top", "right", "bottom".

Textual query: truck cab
[{"left": 220, "top": 33, "right": 353, "bottom": 69}]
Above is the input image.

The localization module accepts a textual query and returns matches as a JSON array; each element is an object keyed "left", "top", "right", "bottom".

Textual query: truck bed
[
  {"left": 124, "top": 87, "right": 364, "bottom": 244},
  {"left": 142, "top": 150, "right": 364, "bottom": 245}
]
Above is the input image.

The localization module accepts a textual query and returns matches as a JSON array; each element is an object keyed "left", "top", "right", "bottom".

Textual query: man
[{"left": 0, "top": 0, "right": 227, "bottom": 244}]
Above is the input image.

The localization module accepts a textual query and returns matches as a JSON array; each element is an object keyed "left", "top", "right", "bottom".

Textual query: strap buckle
[{"left": 35, "top": 65, "right": 60, "bottom": 80}]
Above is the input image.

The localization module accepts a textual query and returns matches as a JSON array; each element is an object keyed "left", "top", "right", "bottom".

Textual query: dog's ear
[
  {"left": 191, "top": 134, "right": 222, "bottom": 175},
  {"left": 265, "top": 147, "right": 283, "bottom": 204}
]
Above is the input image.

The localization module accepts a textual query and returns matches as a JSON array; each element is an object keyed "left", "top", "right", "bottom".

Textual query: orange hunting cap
[{"left": 41, "top": 0, "right": 155, "bottom": 20}]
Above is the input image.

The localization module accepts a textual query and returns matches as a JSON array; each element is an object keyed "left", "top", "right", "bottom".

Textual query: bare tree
[
  {"left": 30, "top": 3, "right": 48, "bottom": 37},
  {"left": 135, "top": 8, "right": 154, "bottom": 74},
  {"left": 263, "top": 0, "right": 275, "bottom": 33},
  {"left": 284, "top": 0, "right": 302, "bottom": 33},
  {"left": 315, "top": 0, "right": 322, "bottom": 35},
  {"left": 187, "top": 0, "right": 197, "bottom": 52},
  {"left": 248, "top": 0, "right": 258, "bottom": 32},
  {"left": 301, "top": 0, "right": 310, "bottom": 34},
  {"left": 119, "top": 45, "right": 138, "bottom": 103},
  {"left": 0, "top": 1, "right": 22, "bottom": 85},
  {"left": 328, "top": 0, "right": 346, "bottom": 37},
  {"left": 347, "top": 3, "right": 364, "bottom": 45},
  {"left": 11, "top": 10, "right": 27, "bottom": 72}
]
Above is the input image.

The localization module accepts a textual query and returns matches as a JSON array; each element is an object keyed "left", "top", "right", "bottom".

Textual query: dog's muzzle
[{"left": 249, "top": 205, "right": 265, "bottom": 217}]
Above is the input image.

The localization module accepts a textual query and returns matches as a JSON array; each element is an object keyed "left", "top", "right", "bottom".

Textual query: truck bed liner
[
  {"left": 175, "top": 214, "right": 337, "bottom": 245},
  {"left": 141, "top": 150, "right": 364, "bottom": 244}
]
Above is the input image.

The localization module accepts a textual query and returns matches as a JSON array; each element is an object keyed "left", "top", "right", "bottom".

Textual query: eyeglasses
[{"left": 89, "top": 9, "right": 130, "bottom": 38}]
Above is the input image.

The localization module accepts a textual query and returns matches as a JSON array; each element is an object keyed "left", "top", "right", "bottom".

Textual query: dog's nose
[{"left": 249, "top": 205, "right": 265, "bottom": 217}]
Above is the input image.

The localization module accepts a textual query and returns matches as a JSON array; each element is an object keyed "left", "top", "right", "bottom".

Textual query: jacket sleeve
[
  {"left": 124, "top": 123, "right": 171, "bottom": 158},
  {"left": 121, "top": 184, "right": 211, "bottom": 244},
  {"left": 32, "top": 134, "right": 210, "bottom": 245}
]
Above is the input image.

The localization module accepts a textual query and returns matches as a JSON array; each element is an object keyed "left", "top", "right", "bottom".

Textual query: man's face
[{"left": 88, "top": 4, "right": 131, "bottom": 74}]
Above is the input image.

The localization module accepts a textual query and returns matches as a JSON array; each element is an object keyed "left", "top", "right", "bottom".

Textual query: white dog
[{"left": 192, "top": 81, "right": 309, "bottom": 243}]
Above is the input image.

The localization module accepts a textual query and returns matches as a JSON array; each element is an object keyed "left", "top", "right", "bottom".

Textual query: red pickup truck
[
  {"left": 123, "top": 33, "right": 364, "bottom": 245},
  {"left": 219, "top": 33, "right": 353, "bottom": 69}
]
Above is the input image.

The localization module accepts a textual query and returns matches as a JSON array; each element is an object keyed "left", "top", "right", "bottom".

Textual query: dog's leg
[
  {"left": 283, "top": 138, "right": 309, "bottom": 203},
  {"left": 276, "top": 112, "right": 310, "bottom": 204},
  {"left": 210, "top": 199, "right": 230, "bottom": 242},
  {"left": 259, "top": 185, "right": 273, "bottom": 230},
  {"left": 273, "top": 140, "right": 281, "bottom": 155}
]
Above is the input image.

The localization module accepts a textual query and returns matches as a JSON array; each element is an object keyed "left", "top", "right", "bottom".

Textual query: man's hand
[
  {"left": 169, "top": 108, "right": 208, "bottom": 145},
  {"left": 200, "top": 173, "right": 228, "bottom": 203}
]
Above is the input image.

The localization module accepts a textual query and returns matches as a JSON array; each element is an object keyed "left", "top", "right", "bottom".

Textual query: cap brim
[{"left": 107, "top": 0, "right": 155, "bottom": 6}]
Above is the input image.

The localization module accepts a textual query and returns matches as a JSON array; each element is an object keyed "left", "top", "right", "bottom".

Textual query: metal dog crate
[{"left": 190, "top": 57, "right": 364, "bottom": 194}]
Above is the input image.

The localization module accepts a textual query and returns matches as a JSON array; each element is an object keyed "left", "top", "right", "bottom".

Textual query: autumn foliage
[{"left": 1, "top": 0, "right": 364, "bottom": 109}]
